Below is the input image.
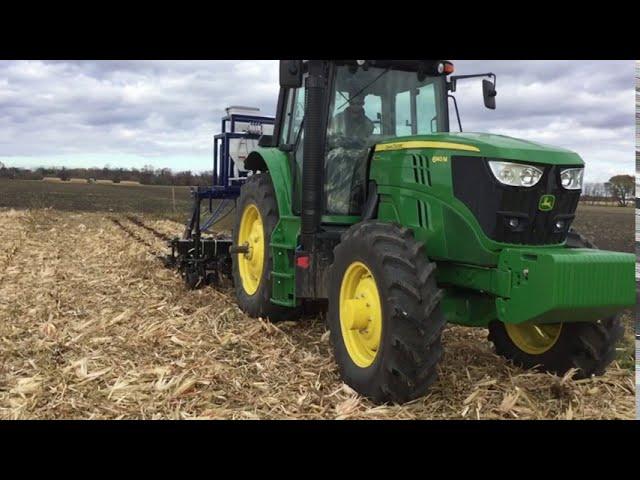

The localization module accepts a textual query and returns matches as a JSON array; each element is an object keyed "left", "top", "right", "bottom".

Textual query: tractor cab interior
[{"left": 325, "top": 63, "right": 450, "bottom": 216}]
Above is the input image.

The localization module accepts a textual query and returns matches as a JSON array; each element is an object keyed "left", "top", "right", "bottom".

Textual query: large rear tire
[
  {"left": 328, "top": 221, "right": 446, "bottom": 404},
  {"left": 488, "top": 228, "right": 624, "bottom": 378},
  {"left": 232, "top": 173, "right": 298, "bottom": 321}
]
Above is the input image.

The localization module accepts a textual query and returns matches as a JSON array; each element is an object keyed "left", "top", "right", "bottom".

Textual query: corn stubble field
[{"left": 0, "top": 180, "right": 635, "bottom": 419}]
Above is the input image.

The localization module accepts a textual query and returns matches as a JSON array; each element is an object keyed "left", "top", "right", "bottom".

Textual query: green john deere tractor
[{"left": 215, "top": 60, "right": 635, "bottom": 404}]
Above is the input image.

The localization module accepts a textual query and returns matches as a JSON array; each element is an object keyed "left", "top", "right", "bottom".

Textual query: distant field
[
  {"left": 0, "top": 178, "right": 214, "bottom": 225},
  {"left": 42, "top": 177, "right": 142, "bottom": 185},
  {"left": 571, "top": 204, "right": 634, "bottom": 254}
]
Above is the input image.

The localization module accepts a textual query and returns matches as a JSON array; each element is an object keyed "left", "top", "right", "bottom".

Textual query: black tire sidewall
[
  {"left": 327, "top": 221, "right": 445, "bottom": 402},
  {"left": 489, "top": 318, "right": 622, "bottom": 378},
  {"left": 489, "top": 321, "right": 581, "bottom": 374}
]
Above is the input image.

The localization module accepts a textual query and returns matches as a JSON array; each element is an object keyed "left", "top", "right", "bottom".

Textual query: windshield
[
  {"left": 328, "top": 65, "right": 449, "bottom": 142},
  {"left": 322, "top": 65, "right": 449, "bottom": 217}
]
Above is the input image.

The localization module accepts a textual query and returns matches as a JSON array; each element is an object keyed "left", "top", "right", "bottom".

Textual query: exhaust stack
[{"left": 300, "top": 60, "right": 327, "bottom": 251}]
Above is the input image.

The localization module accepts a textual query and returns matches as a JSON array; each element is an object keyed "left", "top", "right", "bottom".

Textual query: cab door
[
  {"left": 276, "top": 82, "right": 306, "bottom": 216},
  {"left": 323, "top": 69, "right": 382, "bottom": 222}
]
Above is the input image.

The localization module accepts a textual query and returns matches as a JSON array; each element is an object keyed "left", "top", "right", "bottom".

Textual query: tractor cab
[{"left": 265, "top": 60, "right": 465, "bottom": 221}]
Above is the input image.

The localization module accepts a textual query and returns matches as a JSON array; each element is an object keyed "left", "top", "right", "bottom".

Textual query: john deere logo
[{"left": 538, "top": 194, "right": 555, "bottom": 211}]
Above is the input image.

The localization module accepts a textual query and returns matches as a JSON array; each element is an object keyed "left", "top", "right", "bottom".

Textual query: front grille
[{"left": 451, "top": 156, "right": 581, "bottom": 245}]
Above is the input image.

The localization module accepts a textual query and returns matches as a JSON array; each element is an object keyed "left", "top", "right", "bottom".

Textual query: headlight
[
  {"left": 559, "top": 168, "right": 584, "bottom": 190},
  {"left": 488, "top": 161, "right": 543, "bottom": 187}
]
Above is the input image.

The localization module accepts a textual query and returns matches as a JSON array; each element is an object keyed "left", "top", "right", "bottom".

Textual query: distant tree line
[
  {"left": 0, "top": 162, "right": 212, "bottom": 186},
  {"left": 581, "top": 175, "right": 635, "bottom": 207}
]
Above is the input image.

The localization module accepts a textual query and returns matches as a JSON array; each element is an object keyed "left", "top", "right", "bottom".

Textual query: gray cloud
[
  {"left": 451, "top": 60, "right": 634, "bottom": 182},
  {"left": 0, "top": 60, "right": 634, "bottom": 182}
]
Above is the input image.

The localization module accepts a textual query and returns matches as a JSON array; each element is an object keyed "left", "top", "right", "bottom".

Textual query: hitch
[{"left": 166, "top": 235, "right": 234, "bottom": 289}]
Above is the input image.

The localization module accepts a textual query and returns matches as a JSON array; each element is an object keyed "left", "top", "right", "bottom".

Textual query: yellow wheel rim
[
  {"left": 505, "top": 323, "right": 562, "bottom": 355},
  {"left": 237, "top": 203, "right": 264, "bottom": 295},
  {"left": 339, "top": 261, "right": 383, "bottom": 368}
]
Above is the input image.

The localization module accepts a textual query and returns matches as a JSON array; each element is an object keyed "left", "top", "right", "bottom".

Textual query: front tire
[
  {"left": 488, "top": 229, "right": 624, "bottom": 378},
  {"left": 328, "top": 221, "right": 446, "bottom": 404}
]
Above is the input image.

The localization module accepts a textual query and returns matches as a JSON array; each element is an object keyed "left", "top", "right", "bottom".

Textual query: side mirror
[
  {"left": 483, "top": 79, "right": 497, "bottom": 109},
  {"left": 279, "top": 60, "right": 303, "bottom": 88}
]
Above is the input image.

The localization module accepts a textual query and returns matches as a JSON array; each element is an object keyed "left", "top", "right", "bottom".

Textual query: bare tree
[
  {"left": 59, "top": 167, "right": 70, "bottom": 182},
  {"left": 605, "top": 174, "right": 634, "bottom": 207}
]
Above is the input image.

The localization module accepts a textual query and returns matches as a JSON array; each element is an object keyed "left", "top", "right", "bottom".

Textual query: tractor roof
[{"left": 333, "top": 60, "right": 452, "bottom": 75}]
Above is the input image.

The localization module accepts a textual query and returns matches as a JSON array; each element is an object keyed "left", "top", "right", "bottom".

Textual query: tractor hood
[{"left": 376, "top": 132, "right": 584, "bottom": 166}]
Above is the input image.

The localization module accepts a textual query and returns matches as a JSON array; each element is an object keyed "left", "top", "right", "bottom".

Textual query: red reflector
[
  {"left": 296, "top": 255, "right": 310, "bottom": 269},
  {"left": 444, "top": 63, "right": 455, "bottom": 74}
]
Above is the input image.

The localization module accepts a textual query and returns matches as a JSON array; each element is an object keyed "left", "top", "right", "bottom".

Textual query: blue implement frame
[
  {"left": 167, "top": 109, "right": 275, "bottom": 289},
  {"left": 184, "top": 111, "right": 275, "bottom": 239}
]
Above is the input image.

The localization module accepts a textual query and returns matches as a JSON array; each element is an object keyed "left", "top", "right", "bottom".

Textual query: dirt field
[
  {"left": 0, "top": 203, "right": 634, "bottom": 419},
  {"left": 571, "top": 204, "right": 634, "bottom": 254},
  {"left": 0, "top": 179, "right": 197, "bottom": 225}
]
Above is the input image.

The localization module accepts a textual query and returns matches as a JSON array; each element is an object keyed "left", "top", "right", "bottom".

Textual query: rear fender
[{"left": 245, "top": 148, "right": 293, "bottom": 217}]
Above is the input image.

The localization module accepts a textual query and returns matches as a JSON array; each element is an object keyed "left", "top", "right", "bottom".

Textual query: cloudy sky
[{"left": 0, "top": 60, "right": 634, "bottom": 182}]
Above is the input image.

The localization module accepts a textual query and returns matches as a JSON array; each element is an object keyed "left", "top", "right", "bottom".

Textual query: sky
[
  {"left": 0, "top": 60, "right": 635, "bottom": 183},
  {"left": 636, "top": 59, "right": 639, "bottom": 176}
]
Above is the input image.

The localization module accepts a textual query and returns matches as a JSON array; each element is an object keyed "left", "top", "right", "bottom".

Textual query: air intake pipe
[{"left": 300, "top": 60, "right": 326, "bottom": 251}]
